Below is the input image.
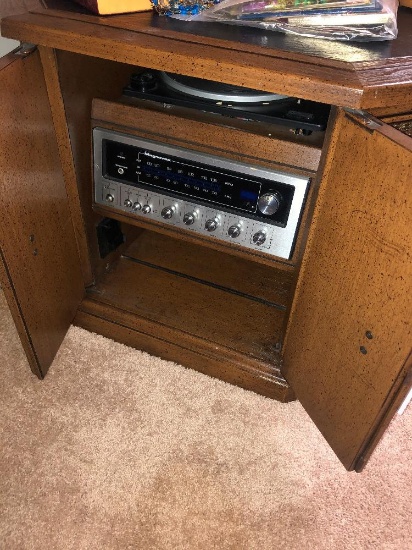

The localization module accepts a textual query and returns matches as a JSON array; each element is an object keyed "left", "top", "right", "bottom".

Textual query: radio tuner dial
[
  {"left": 142, "top": 204, "right": 151, "bottom": 214},
  {"left": 124, "top": 198, "right": 133, "bottom": 208},
  {"left": 228, "top": 224, "right": 242, "bottom": 239},
  {"left": 161, "top": 206, "right": 175, "bottom": 220},
  {"left": 252, "top": 231, "right": 267, "bottom": 246},
  {"left": 205, "top": 217, "right": 219, "bottom": 232},
  {"left": 183, "top": 212, "right": 196, "bottom": 226},
  {"left": 257, "top": 191, "right": 282, "bottom": 216}
]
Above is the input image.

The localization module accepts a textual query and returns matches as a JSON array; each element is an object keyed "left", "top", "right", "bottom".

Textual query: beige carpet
[{"left": 0, "top": 289, "right": 411, "bottom": 550}]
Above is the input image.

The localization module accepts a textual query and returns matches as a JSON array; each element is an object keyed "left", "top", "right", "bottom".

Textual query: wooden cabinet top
[{"left": 1, "top": 1, "right": 412, "bottom": 109}]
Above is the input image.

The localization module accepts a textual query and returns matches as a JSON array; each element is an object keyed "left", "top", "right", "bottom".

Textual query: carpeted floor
[{"left": 0, "top": 289, "right": 411, "bottom": 550}]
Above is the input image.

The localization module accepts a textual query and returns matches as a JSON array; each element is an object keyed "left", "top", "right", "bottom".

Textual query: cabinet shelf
[{"left": 75, "top": 230, "right": 294, "bottom": 401}]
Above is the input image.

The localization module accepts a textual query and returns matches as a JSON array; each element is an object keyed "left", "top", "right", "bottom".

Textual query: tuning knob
[
  {"left": 132, "top": 201, "right": 141, "bottom": 211},
  {"left": 257, "top": 192, "right": 282, "bottom": 216},
  {"left": 105, "top": 193, "right": 114, "bottom": 203},
  {"left": 205, "top": 217, "right": 219, "bottom": 232},
  {"left": 228, "top": 224, "right": 241, "bottom": 238},
  {"left": 183, "top": 212, "right": 196, "bottom": 226},
  {"left": 142, "top": 204, "right": 151, "bottom": 214},
  {"left": 252, "top": 231, "right": 267, "bottom": 246},
  {"left": 124, "top": 198, "right": 133, "bottom": 208},
  {"left": 161, "top": 206, "right": 175, "bottom": 219}
]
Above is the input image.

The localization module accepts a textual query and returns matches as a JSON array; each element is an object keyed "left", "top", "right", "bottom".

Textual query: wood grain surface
[
  {"left": 74, "top": 300, "right": 295, "bottom": 401},
  {"left": 87, "top": 254, "right": 286, "bottom": 362},
  {"left": 0, "top": 49, "right": 84, "bottom": 377},
  {"left": 0, "top": 0, "right": 42, "bottom": 19},
  {"left": 2, "top": 7, "right": 412, "bottom": 109},
  {"left": 282, "top": 109, "right": 412, "bottom": 470},
  {"left": 122, "top": 231, "right": 295, "bottom": 307},
  {"left": 54, "top": 50, "right": 138, "bottom": 280},
  {"left": 38, "top": 46, "right": 93, "bottom": 284},
  {"left": 92, "top": 98, "right": 323, "bottom": 173}
]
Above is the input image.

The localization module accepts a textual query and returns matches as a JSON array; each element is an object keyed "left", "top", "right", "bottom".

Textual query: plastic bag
[{"left": 163, "top": 0, "right": 398, "bottom": 41}]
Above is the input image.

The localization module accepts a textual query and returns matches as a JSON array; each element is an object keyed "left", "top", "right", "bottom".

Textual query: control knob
[
  {"left": 205, "top": 217, "right": 219, "bottom": 232},
  {"left": 132, "top": 201, "right": 142, "bottom": 211},
  {"left": 228, "top": 224, "right": 242, "bottom": 239},
  {"left": 105, "top": 193, "right": 114, "bottom": 203},
  {"left": 183, "top": 212, "right": 196, "bottom": 226},
  {"left": 130, "top": 71, "right": 157, "bottom": 93},
  {"left": 142, "top": 204, "right": 151, "bottom": 214},
  {"left": 124, "top": 198, "right": 133, "bottom": 208},
  {"left": 257, "top": 191, "right": 282, "bottom": 216},
  {"left": 252, "top": 231, "right": 267, "bottom": 246},
  {"left": 161, "top": 206, "right": 175, "bottom": 220}
]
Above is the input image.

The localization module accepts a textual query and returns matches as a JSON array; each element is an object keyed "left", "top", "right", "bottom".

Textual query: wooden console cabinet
[{"left": 0, "top": 1, "right": 411, "bottom": 470}]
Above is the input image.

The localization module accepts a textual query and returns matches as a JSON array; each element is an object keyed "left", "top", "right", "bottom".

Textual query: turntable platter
[{"left": 159, "top": 71, "right": 289, "bottom": 104}]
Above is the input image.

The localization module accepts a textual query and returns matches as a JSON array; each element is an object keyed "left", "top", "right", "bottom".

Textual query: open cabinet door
[
  {"left": 282, "top": 109, "right": 412, "bottom": 471},
  {"left": 0, "top": 47, "right": 84, "bottom": 378}
]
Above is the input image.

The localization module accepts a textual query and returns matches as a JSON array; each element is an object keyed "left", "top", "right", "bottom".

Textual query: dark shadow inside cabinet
[{"left": 56, "top": 50, "right": 326, "bottom": 402}]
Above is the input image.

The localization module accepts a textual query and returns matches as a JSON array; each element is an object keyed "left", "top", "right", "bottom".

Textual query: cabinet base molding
[{"left": 74, "top": 298, "right": 295, "bottom": 402}]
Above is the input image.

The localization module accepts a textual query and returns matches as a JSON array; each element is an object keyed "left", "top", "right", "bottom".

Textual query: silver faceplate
[{"left": 93, "top": 128, "right": 310, "bottom": 260}]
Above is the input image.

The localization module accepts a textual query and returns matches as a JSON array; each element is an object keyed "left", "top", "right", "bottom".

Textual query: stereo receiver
[{"left": 93, "top": 128, "right": 310, "bottom": 259}]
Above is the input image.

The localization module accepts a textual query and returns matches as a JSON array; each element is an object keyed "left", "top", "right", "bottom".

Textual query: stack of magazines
[{"left": 170, "top": 0, "right": 399, "bottom": 41}]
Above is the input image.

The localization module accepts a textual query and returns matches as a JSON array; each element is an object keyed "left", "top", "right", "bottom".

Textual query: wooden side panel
[
  {"left": 282, "top": 109, "right": 412, "bottom": 470},
  {"left": 55, "top": 50, "right": 137, "bottom": 280},
  {"left": 0, "top": 49, "right": 84, "bottom": 377},
  {"left": 39, "top": 46, "right": 93, "bottom": 284}
]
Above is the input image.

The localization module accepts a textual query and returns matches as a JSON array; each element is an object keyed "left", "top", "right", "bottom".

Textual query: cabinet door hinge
[
  {"left": 344, "top": 108, "right": 382, "bottom": 131},
  {"left": 14, "top": 43, "right": 37, "bottom": 58}
]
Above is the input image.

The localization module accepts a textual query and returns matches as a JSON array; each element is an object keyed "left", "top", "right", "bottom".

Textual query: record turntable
[{"left": 123, "top": 69, "right": 330, "bottom": 135}]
